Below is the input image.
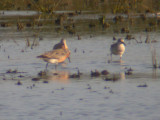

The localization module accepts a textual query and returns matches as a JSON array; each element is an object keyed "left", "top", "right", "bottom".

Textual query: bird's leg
[
  {"left": 55, "top": 63, "right": 58, "bottom": 70},
  {"left": 120, "top": 55, "right": 122, "bottom": 63},
  {"left": 68, "top": 57, "right": 71, "bottom": 63},
  {"left": 45, "top": 63, "right": 49, "bottom": 69},
  {"left": 110, "top": 53, "right": 112, "bottom": 61},
  {"left": 108, "top": 53, "right": 112, "bottom": 63}
]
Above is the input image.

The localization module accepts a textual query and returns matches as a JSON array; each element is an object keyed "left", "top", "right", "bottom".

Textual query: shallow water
[{"left": 0, "top": 11, "right": 160, "bottom": 120}]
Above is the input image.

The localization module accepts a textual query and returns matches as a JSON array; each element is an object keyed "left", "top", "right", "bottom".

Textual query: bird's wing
[
  {"left": 110, "top": 43, "right": 118, "bottom": 50},
  {"left": 38, "top": 49, "right": 70, "bottom": 59}
]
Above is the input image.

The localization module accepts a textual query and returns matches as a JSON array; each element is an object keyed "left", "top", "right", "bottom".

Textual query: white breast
[{"left": 43, "top": 58, "right": 58, "bottom": 64}]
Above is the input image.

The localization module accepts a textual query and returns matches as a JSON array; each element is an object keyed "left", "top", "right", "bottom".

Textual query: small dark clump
[
  {"left": 38, "top": 71, "right": 47, "bottom": 77},
  {"left": 6, "top": 69, "right": 18, "bottom": 74},
  {"left": 104, "top": 74, "right": 119, "bottom": 82},
  {"left": 32, "top": 77, "right": 40, "bottom": 81},
  {"left": 43, "top": 81, "right": 48, "bottom": 83},
  {"left": 18, "top": 75, "right": 25, "bottom": 78},
  {"left": 125, "top": 67, "right": 133, "bottom": 75},
  {"left": 91, "top": 70, "right": 100, "bottom": 77},
  {"left": 69, "top": 74, "right": 80, "bottom": 78},
  {"left": 125, "top": 71, "right": 132, "bottom": 75},
  {"left": 69, "top": 68, "right": 81, "bottom": 78},
  {"left": 101, "top": 70, "right": 109, "bottom": 75},
  {"left": 16, "top": 81, "right": 22, "bottom": 85},
  {"left": 137, "top": 84, "right": 148, "bottom": 87}
]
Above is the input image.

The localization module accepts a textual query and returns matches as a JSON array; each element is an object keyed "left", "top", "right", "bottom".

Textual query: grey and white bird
[{"left": 110, "top": 38, "right": 126, "bottom": 61}]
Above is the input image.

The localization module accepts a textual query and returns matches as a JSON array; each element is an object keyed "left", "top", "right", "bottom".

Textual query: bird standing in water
[
  {"left": 110, "top": 38, "right": 126, "bottom": 61},
  {"left": 37, "top": 39, "right": 70, "bottom": 69}
]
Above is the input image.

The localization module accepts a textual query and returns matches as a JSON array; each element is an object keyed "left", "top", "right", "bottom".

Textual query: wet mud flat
[{"left": 0, "top": 11, "right": 160, "bottom": 120}]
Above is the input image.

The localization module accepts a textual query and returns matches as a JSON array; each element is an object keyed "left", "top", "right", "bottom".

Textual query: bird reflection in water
[
  {"left": 119, "top": 72, "right": 125, "bottom": 80},
  {"left": 152, "top": 69, "right": 158, "bottom": 79},
  {"left": 42, "top": 70, "right": 70, "bottom": 83},
  {"left": 108, "top": 60, "right": 125, "bottom": 64}
]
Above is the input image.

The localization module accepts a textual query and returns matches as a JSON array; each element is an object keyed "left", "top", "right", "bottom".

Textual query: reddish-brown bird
[{"left": 37, "top": 39, "right": 70, "bottom": 69}]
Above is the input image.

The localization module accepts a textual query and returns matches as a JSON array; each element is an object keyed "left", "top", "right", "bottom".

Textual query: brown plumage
[
  {"left": 53, "top": 39, "right": 67, "bottom": 50},
  {"left": 37, "top": 39, "right": 70, "bottom": 69}
]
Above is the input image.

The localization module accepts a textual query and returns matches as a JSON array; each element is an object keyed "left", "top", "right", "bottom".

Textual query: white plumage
[{"left": 110, "top": 38, "right": 126, "bottom": 60}]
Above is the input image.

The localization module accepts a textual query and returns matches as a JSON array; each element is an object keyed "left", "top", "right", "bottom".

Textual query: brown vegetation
[{"left": 0, "top": 0, "right": 160, "bottom": 14}]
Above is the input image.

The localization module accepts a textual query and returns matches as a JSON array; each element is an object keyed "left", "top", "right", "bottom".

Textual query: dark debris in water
[
  {"left": 125, "top": 71, "right": 133, "bottom": 75},
  {"left": 137, "top": 84, "right": 148, "bottom": 87},
  {"left": 18, "top": 75, "right": 25, "bottom": 78},
  {"left": 79, "top": 98, "right": 83, "bottom": 101},
  {"left": 91, "top": 70, "right": 101, "bottom": 77},
  {"left": 69, "top": 68, "right": 81, "bottom": 79},
  {"left": 6, "top": 69, "right": 27, "bottom": 74},
  {"left": 109, "top": 89, "right": 114, "bottom": 94},
  {"left": 91, "top": 69, "right": 110, "bottom": 77},
  {"left": 53, "top": 73, "right": 58, "bottom": 75},
  {"left": 27, "top": 84, "right": 36, "bottom": 89},
  {"left": 101, "top": 70, "right": 109, "bottom": 75},
  {"left": 38, "top": 71, "right": 47, "bottom": 77},
  {"left": 43, "top": 80, "right": 49, "bottom": 83},
  {"left": 16, "top": 81, "right": 22, "bottom": 85},
  {"left": 104, "top": 74, "right": 120, "bottom": 82},
  {"left": 6, "top": 69, "right": 18, "bottom": 74},
  {"left": 87, "top": 84, "right": 92, "bottom": 89},
  {"left": 125, "top": 67, "right": 133, "bottom": 75},
  {"left": 104, "top": 86, "right": 110, "bottom": 89},
  {"left": 69, "top": 73, "right": 80, "bottom": 78},
  {"left": 32, "top": 77, "right": 40, "bottom": 81}
]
